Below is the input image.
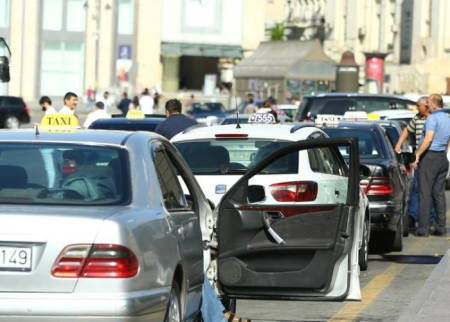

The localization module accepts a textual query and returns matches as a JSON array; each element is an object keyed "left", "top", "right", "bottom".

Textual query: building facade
[{"left": 0, "top": 0, "right": 267, "bottom": 102}]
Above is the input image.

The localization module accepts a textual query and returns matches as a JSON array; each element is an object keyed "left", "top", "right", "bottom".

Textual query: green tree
[{"left": 270, "top": 23, "right": 285, "bottom": 41}]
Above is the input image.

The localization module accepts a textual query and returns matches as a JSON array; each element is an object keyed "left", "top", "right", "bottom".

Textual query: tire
[
  {"left": 392, "top": 216, "right": 403, "bottom": 252},
  {"left": 221, "top": 298, "right": 237, "bottom": 314},
  {"left": 4, "top": 115, "right": 20, "bottom": 129},
  {"left": 165, "top": 282, "right": 182, "bottom": 322},
  {"left": 358, "top": 219, "right": 369, "bottom": 271}
]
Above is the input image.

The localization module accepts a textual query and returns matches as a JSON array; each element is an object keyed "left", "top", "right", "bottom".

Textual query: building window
[
  {"left": 67, "top": 0, "right": 86, "bottom": 32},
  {"left": 0, "top": 0, "right": 9, "bottom": 28},
  {"left": 43, "top": 0, "right": 63, "bottom": 31},
  {"left": 41, "top": 41, "right": 85, "bottom": 96},
  {"left": 118, "top": 0, "right": 134, "bottom": 35}
]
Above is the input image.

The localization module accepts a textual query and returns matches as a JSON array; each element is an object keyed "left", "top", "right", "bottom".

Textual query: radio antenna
[{"left": 235, "top": 96, "right": 241, "bottom": 129}]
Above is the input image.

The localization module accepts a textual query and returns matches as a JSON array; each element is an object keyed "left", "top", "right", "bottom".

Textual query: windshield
[
  {"left": 323, "top": 128, "right": 383, "bottom": 159},
  {"left": 0, "top": 143, "right": 128, "bottom": 205},
  {"left": 174, "top": 139, "right": 298, "bottom": 175},
  {"left": 192, "top": 102, "right": 226, "bottom": 114}
]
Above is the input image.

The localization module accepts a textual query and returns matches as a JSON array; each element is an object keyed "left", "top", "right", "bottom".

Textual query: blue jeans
[
  {"left": 201, "top": 274, "right": 227, "bottom": 322},
  {"left": 408, "top": 168, "right": 435, "bottom": 223}
]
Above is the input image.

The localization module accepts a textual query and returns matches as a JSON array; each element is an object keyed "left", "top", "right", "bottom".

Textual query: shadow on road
[{"left": 369, "top": 254, "right": 442, "bottom": 265}]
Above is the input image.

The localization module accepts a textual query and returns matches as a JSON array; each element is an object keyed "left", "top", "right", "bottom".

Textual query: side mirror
[
  {"left": 402, "top": 152, "right": 415, "bottom": 164},
  {"left": 248, "top": 185, "right": 265, "bottom": 203},
  {"left": 0, "top": 37, "right": 11, "bottom": 83},
  {"left": 359, "top": 164, "right": 371, "bottom": 178}
]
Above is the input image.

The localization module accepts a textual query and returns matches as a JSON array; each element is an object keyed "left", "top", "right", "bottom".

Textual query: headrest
[{"left": 0, "top": 165, "right": 28, "bottom": 188}]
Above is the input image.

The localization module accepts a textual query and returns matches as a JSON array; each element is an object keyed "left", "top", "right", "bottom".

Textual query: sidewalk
[{"left": 397, "top": 248, "right": 450, "bottom": 321}]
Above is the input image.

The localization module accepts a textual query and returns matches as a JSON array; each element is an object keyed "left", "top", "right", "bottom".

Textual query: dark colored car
[
  {"left": 88, "top": 115, "right": 166, "bottom": 132},
  {"left": 295, "top": 93, "right": 416, "bottom": 122},
  {"left": 323, "top": 122, "right": 412, "bottom": 253},
  {"left": 186, "top": 102, "right": 231, "bottom": 126},
  {"left": 0, "top": 96, "right": 30, "bottom": 129}
]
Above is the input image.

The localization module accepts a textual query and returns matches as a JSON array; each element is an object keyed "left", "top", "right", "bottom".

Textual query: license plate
[{"left": 0, "top": 247, "right": 32, "bottom": 271}]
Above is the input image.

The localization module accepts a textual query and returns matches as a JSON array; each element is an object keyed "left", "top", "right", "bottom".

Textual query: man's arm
[
  {"left": 395, "top": 127, "right": 410, "bottom": 153},
  {"left": 413, "top": 130, "right": 434, "bottom": 168}
]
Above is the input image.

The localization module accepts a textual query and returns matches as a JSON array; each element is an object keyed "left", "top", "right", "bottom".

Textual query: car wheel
[
  {"left": 392, "top": 216, "right": 403, "bottom": 252},
  {"left": 165, "top": 282, "right": 182, "bottom": 322},
  {"left": 358, "top": 219, "right": 369, "bottom": 271},
  {"left": 4, "top": 115, "right": 20, "bottom": 129}
]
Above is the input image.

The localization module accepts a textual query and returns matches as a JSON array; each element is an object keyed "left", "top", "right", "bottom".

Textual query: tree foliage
[{"left": 270, "top": 23, "right": 285, "bottom": 41}]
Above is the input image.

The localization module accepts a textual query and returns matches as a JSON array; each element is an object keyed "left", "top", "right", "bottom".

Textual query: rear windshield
[
  {"left": 174, "top": 139, "right": 298, "bottom": 175},
  {"left": 89, "top": 120, "right": 162, "bottom": 132},
  {"left": 0, "top": 144, "right": 128, "bottom": 205},
  {"left": 322, "top": 129, "right": 383, "bottom": 159}
]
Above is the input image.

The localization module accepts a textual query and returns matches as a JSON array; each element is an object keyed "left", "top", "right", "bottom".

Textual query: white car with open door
[{"left": 211, "top": 137, "right": 362, "bottom": 302}]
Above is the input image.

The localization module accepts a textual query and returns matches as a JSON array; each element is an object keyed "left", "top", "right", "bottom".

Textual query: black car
[
  {"left": 295, "top": 93, "right": 416, "bottom": 122},
  {"left": 0, "top": 96, "right": 30, "bottom": 129},
  {"left": 323, "top": 122, "right": 413, "bottom": 253},
  {"left": 89, "top": 115, "right": 166, "bottom": 132}
]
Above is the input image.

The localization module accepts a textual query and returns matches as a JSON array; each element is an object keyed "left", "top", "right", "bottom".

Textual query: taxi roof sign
[
  {"left": 39, "top": 114, "right": 80, "bottom": 132},
  {"left": 248, "top": 112, "right": 276, "bottom": 124},
  {"left": 126, "top": 110, "right": 145, "bottom": 119}
]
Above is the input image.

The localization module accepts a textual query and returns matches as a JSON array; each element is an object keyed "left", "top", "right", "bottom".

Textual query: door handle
[
  {"left": 261, "top": 212, "right": 286, "bottom": 245},
  {"left": 265, "top": 211, "right": 285, "bottom": 220}
]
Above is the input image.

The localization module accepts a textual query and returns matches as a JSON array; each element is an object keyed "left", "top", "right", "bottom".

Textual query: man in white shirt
[
  {"left": 139, "top": 88, "right": 154, "bottom": 114},
  {"left": 99, "top": 91, "right": 112, "bottom": 113},
  {"left": 59, "top": 92, "right": 78, "bottom": 115},
  {"left": 83, "top": 101, "right": 111, "bottom": 128},
  {"left": 39, "top": 96, "right": 57, "bottom": 114}
]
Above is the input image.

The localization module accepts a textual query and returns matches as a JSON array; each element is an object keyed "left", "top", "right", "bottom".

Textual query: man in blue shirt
[
  {"left": 155, "top": 99, "right": 197, "bottom": 140},
  {"left": 413, "top": 94, "right": 450, "bottom": 236}
]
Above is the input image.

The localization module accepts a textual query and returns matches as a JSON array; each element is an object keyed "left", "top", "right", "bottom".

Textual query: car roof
[
  {"left": 0, "top": 129, "right": 159, "bottom": 146},
  {"left": 171, "top": 123, "right": 322, "bottom": 141},
  {"left": 302, "top": 93, "right": 415, "bottom": 102}
]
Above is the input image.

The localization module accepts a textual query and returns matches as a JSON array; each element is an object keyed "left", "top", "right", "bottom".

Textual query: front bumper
[{"left": 0, "top": 287, "right": 170, "bottom": 321}]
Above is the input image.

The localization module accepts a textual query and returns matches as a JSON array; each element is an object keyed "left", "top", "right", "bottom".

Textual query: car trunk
[{"left": 0, "top": 205, "right": 114, "bottom": 293}]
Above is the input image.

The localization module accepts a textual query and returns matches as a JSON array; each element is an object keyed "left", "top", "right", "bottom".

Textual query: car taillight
[
  {"left": 24, "top": 105, "right": 29, "bottom": 112},
  {"left": 269, "top": 181, "right": 318, "bottom": 202},
  {"left": 52, "top": 244, "right": 139, "bottom": 278},
  {"left": 62, "top": 158, "right": 77, "bottom": 174},
  {"left": 405, "top": 163, "right": 412, "bottom": 174},
  {"left": 364, "top": 177, "right": 394, "bottom": 195}
]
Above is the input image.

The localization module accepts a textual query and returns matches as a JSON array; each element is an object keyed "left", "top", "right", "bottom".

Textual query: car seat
[{"left": 0, "top": 165, "right": 28, "bottom": 189}]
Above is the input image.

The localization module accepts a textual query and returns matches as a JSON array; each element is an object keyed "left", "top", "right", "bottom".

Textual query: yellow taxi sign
[
  {"left": 39, "top": 114, "right": 80, "bottom": 132},
  {"left": 367, "top": 113, "right": 381, "bottom": 120},
  {"left": 126, "top": 110, "right": 145, "bottom": 119}
]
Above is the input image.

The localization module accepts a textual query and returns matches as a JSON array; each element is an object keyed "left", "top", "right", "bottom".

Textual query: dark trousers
[{"left": 418, "top": 151, "right": 448, "bottom": 234}]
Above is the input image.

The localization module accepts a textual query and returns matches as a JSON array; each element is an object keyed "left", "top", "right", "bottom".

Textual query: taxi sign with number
[
  {"left": 39, "top": 114, "right": 80, "bottom": 132},
  {"left": 126, "top": 110, "right": 145, "bottom": 119},
  {"left": 248, "top": 113, "right": 276, "bottom": 124}
]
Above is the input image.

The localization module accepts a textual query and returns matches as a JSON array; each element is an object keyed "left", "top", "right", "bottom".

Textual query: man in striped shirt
[{"left": 395, "top": 96, "right": 435, "bottom": 229}]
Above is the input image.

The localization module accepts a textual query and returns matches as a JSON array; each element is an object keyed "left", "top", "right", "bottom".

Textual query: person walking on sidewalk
[
  {"left": 395, "top": 96, "right": 435, "bottom": 230},
  {"left": 412, "top": 94, "right": 450, "bottom": 237}
]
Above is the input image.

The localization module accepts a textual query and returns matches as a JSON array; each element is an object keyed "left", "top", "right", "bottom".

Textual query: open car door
[{"left": 216, "top": 138, "right": 361, "bottom": 301}]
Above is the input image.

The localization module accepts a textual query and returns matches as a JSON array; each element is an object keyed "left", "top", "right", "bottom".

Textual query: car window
[
  {"left": 154, "top": 148, "right": 188, "bottom": 210},
  {"left": 192, "top": 103, "right": 226, "bottom": 113},
  {"left": 0, "top": 144, "right": 127, "bottom": 205},
  {"left": 174, "top": 139, "right": 298, "bottom": 174},
  {"left": 320, "top": 100, "right": 351, "bottom": 116},
  {"left": 90, "top": 120, "right": 162, "bottom": 132},
  {"left": 355, "top": 100, "right": 392, "bottom": 113},
  {"left": 312, "top": 147, "right": 348, "bottom": 176},
  {"left": 323, "top": 128, "right": 383, "bottom": 159}
]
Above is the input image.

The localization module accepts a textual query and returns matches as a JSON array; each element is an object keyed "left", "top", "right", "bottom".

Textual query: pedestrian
[
  {"left": 243, "top": 98, "right": 257, "bottom": 114},
  {"left": 154, "top": 99, "right": 197, "bottom": 140},
  {"left": 129, "top": 95, "right": 140, "bottom": 110},
  {"left": 39, "top": 96, "right": 57, "bottom": 115},
  {"left": 257, "top": 98, "right": 278, "bottom": 123},
  {"left": 139, "top": 88, "right": 154, "bottom": 114},
  {"left": 59, "top": 92, "right": 78, "bottom": 115},
  {"left": 117, "top": 92, "right": 131, "bottom": 116},
  {"left": 86, "top": 86, "right": 95, "bottom": 108},
  {"left": 100, "top": 91, "right": 112, "bottom": 113},
  {"left": 412, "top": 94, "right": 450, "bottom": 237},
  {"left": 395, "top": 96, "right": 435, "bottom": 230},
  {"left": 83, "top": 101, "right": 111, "bottom": 129}
]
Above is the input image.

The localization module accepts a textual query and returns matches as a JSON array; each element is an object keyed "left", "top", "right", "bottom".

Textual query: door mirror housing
[
  {"left": 359, "top": 164, "right": 371, "bottom": 178},
  {"left": 248, "top": 185, "right": 265, "bottom": 203}
]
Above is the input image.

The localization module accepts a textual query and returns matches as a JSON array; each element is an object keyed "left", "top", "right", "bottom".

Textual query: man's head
[
  {"left": 247, "top": 93, "right": 254, "bottom": 100},
  {"left": 122, "top": 92, "right": 128, "bottom": 98},
  {"left": 39, "top": 96, "right": 52, "bottom": 111},
  {"left": 165, "top": 99, "right": 182, "bottom": 116},
  {"left": 427, "top": 94, "right": 444, "bottom": 112},
  {"left": 95, "top": 101, "right": 105, "bottom": 110},
  {"left": 103, "top": 91, "right": 109, "bottom": 99},
  {"left": 63, "top": 92, "right": 78, "bottom": 110},
  {"left": 416, "top": 96, "right": 429, "bottom": 116}
]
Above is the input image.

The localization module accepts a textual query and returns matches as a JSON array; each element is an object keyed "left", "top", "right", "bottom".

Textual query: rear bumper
[
  {"left": 369, "top": 200, "right": 402, "bottom": 231},
  {"left": 0, "top": 287, "right": 170, "bottom": 321}
]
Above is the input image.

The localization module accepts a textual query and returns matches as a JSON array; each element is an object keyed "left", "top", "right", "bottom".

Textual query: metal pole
[{"left": 94, "top": 0, "right": 100, "bottom": 100}]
